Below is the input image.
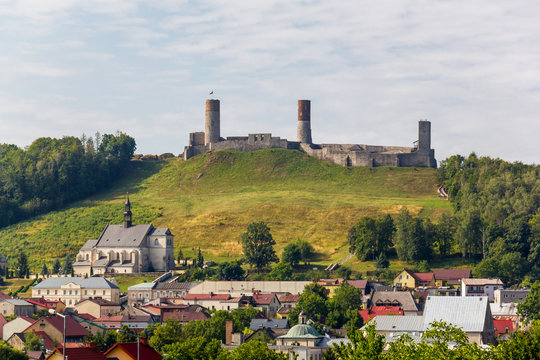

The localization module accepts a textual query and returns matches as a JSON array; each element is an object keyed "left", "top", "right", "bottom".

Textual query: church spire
[{"left": 123, "top": 193, "right": 132, "bottom": 228}]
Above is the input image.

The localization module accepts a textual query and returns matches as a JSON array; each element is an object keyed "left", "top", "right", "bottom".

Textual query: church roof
[
  {"left": 80, "top": 239, "right": 98, "bottom": 251},
  {"left": 95, "top": 224, "right": 154, "bottom": 248},
  {"left": 278, "top": 324, "right": 323, "bottom": 339}
]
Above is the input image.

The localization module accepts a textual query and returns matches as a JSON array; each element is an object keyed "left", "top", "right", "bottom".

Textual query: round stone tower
[
  {"left": 297, "top": 100, "right": 312, "bottom": 144},
  {"left": 205, "top": 99, "right": 220, "bottom": 145}
]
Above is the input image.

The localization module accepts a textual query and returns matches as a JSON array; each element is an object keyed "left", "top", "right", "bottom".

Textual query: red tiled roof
[
  {"left": 252, "top": 293, "right": 277, "bottom": 305},
  {"left": 77, "top": 313, "right": 97, "bottom": 320},
  {"left": 359, "top": 306, "right": 403, "bottom": 323},
  {"left": 183, "top": 293, "right": 231, "bottom": 301},
  {"left": 163, "top": 312, "right": 210, "bottom": 322},
  {"left": 494, "top": 319, "right": 514, "bottom": 336},
  {"left": 104, "top": 342, "right": 162, "bottom": 360},
  {"left": 0, "top": 291, "right": 11, "bottom": 299},
  {"left": 76, "top": 298, "right": 119, "bottom": 306},
  {"left": 433, "top": 269, "right": 471, "bottom": 281},
  {"left": 46, "top": 347, "right": 107, "bottom": 360},
  {"left": 30, "top": 330, "right": 55, "bottom": 350},
  {"left": 413, "top": 273, "right": 434, "bottom": 282},
  {"left": 43, "top": 316, "right": 89, "bottom": 337},
  {"left": 346, "top": 280, "right": 368, "bottom": 290},
  {"left": 278, "top": 293, "right": 300, "bottom": 303},
  {"left": 94, "top": 315, "right": 123, "bottom": 322}
]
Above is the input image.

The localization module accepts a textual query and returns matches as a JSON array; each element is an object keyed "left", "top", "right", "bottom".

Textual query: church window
[{"left": 155, "top": 239, "right": 159, "bottom": 246}]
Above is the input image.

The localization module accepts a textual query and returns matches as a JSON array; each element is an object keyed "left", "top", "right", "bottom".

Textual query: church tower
[{"left": 123, "top": 194, "right": 132, "bottom": 228}]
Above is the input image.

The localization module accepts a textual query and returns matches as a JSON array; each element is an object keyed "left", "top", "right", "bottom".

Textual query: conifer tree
[
  {"left": 52, "top": 259, "right": 61, "bottom": 274},
  {"left": 41, "top": 262, "right": 49, "bottom": 276}
]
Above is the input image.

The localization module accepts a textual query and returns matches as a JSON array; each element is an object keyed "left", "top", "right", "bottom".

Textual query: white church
[{"left": 73, "top": 196, "right": 175, "bottom": 276}]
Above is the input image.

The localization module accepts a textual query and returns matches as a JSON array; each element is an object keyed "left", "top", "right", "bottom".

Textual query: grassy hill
[{"left": 0, "top": 149, "right": 452, "bottom": 271}]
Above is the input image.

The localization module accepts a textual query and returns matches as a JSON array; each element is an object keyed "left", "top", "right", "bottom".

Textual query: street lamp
[
  {"left": 116, "top": 328, "right": 140, "bottom": 360},
  {"left": 49, "top": 308, "right": 66, "bottom": 360}
]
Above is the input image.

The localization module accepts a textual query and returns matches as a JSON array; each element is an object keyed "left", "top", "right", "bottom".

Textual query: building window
[
  {"left": 155, "top": 239, "right": 159, "bottom": 246},
  {"left": 85, "top": 290, "right": 87, "bottom": 295},
  {"left": 55, "top": 290, "right": 58, "bottom": 295},
  {"left": 145, "top": 293, "right": 149, "bottom": 298},
  {"left": 103, "top": 290, "right": 106, "bottom": 295},
  {"left": 46, "top": 290, "right": 49, "bottom": 295},
  {"left": 93, "top": 290, "right": 96, "bottom": 295},
  {"left": 38, "top": 290, "right": 41, "bottom": 295},
  {"left": 131, "top": 293, "right": 135, "bottom": 298},
  {"left": 63, "top": 290, "right": 66, "bottom": 295}
]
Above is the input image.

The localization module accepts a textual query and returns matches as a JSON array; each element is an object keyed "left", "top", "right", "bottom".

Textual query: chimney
[{"left": 225, "top": 319, "right": 234, "bottom": 345}]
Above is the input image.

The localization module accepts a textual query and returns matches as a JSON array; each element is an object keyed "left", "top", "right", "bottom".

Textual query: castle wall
[{"left": 209, "top": 133, "right": 289, "bottom": 152}]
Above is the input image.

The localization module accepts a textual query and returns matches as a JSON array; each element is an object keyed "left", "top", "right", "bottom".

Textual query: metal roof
[
  {"left": 2, "top": 299, "right": 32, "bottom": 306},
  {"left": 370, "top": 291, "right": 419, "bottom": 312},
  {"left": 249, "top": 318, "right": 289, "bottom": 331},
  {"left": 369, "top": 316, "right": 424, "bottom": 332},
  {"left": 128, "top": 282, "right": 156, "bottom": 291},
  {"left": 33, "top": 277, "right": 119, "bottom": 289},
  {"left": 422, "top": 296, "right": 491, "bottom": 332}
]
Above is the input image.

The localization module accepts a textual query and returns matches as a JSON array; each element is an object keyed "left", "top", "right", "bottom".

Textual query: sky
[{"left": 1, "top": 0, "right": 539, "bottom": 164}]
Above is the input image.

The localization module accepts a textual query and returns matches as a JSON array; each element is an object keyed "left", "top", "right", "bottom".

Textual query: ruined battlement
[{"left": 183, "top": 99, "right": 436, "bottom": 168}]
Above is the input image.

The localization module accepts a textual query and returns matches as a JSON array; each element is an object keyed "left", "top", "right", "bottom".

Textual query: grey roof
[
  {"left": 369, "top": 316, "right": 424, "bottom": 332},
  {"left": 422, "top": 296, "right": 491, "bottom": 332},
  {"left": 72, "top": 261, "right": 91, "bottom": 266},
  {"left": 92, "top": 258, "right": 110, "bottom": 267},
  {"left": 33, "top": 277, "right": 119, "bottom": 290},
  {"left": 370, "top": 291, "right": 419, "bottom": 312},
  {"left": 128, "top": 282, "right": 157, "bottom": 291},
  {"left": 249, "top": 318, "right": 289, "bottom": 331},
  {"left": 152, "top": 228, "right": 171, "bottom": 236},
  {"left": 95, "top": 224, "right": 153, "bottom": 248},
  {"left": 154, "top": 282, "right": 195, "bottom": 290},
  {"left": 80, "top": 239, "right": 98, "bottom": 250},
  {"left": 2, "top": 299, "right": 32, "bottom": 306},
  {"left": 490, "top": 302, "right": 517, "bottom": 317}
]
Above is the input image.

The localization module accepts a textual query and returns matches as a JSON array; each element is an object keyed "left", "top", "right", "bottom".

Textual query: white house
[{"left": 461, "top": 278, "right": 503, "bottom": 301}]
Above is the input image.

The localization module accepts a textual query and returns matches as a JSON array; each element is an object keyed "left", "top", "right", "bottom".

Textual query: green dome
[{"left": 280, "top": 324, "right": 323, "bottom": 339}]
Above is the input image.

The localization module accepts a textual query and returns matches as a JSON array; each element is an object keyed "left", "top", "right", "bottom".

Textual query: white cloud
[{"left": 0, "top": 0, "right": 539, "bottom": 164}]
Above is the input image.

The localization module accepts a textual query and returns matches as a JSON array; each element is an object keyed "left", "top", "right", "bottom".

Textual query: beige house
[
  {"left": 74, "top": 298, "right": 121, "bottom": 318},
  {"left": 0, "top": 299, "right": 34, "bottom": 317},
  {"left": 2, "top": 316, "right": 35, "bottom": 341},
  {"left": 32, "top": 277, "right": 119, "bottom": 306},
  {"left": 73, "top": 197, "right": 175, "bottom": 276}
]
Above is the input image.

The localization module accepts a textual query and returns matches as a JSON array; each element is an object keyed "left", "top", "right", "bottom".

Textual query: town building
[
  {"left": 433, "top": 269, "right": 471, "bottom": 287},
  {"left": 104, "top": 340, "right": 163, "bottom": 360},
  {"left": 72, "top": 196, "right": 175, "bottom": 276},
  {"left": 494, "top": 288, "right": 530, "bottom": 304},
  {"left": 461, "top": 278, "right": 504, "bottom": 301},
  {"left": 0, "top": 299, "right": 34, "bottom": 317},
  {"left": 188, "top": 280, "right": 310, "bottom": 296},
  {"left": 24, "top": 315, "right": 88, "bottom": 344},
  {"left": 393, "top": 269, "right": 434, "bottom": 289},
  {"left": 369, "top": 291, "right": 419, "bottom": 316},
  {"left": 32, "top": 277, "right": 120, "bottom": 306},
  {"left": 74, "top": 298, "right": 122, "bottom": 319},
  {"left": 3, "top": 315, "right": 35, "bottom": 341}
]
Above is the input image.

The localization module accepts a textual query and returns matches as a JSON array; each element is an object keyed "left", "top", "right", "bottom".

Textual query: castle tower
[
  {"left": 418, "top": 120, "right": 431, "bottom": 153},
  {"left": 205, "top": 99, "right": 220, "bottom": 145},
  {"left": 297, "top": 100, "right": 312, "bottom": 144},
  {"left": 123, "top": 194, "right": 132, "bottom": 228}
]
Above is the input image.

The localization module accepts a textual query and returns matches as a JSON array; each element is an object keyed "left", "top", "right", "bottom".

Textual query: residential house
[
  {"left": 7, "top": 330, "right": 54, "bottom": 351},
  {"left": 32, "top": 277, "right": 120, "bottom": 306},
  {"left": 152, "top": 281, "right": 194, "bottom": 299},
  {"left": 3, "top": 315, "right": 35, "bottom": 341},
  {"left": 24, "top": 315, "right": 88, "bottom": 344},
  {"left": 182, "top": 293, "right": 232, "bottom": 310},
  {"left": 27, "top": 350, "right": 46, "bottom": 360},
  {"left": 162, "top": 311, "right": 210, "bottom": 324},
  {"left": 494, "top": 289, "right": 530, "bottom": 304},
  {"left": 121, "top": 314, "right": 153, "bottom": 329},
  {"left": 422, "top": 296, "right": 496, "bottom": 344},
  {"left": 252, "top": 292, "right": 281, "bottom": 318},
  {"left": 0, "top": 291, "right": 11, "bottom": 299},
  {"left": 276, "top": 306, "right": 293, "bottom": 320},
  {"left": 317, "top": 279, "right": 345, "bottom": 297},
  {"left": 433, "top": 269, "right": 471, "bottom": 287},
  {"left": 370, "top": 291, "right": 419, "bottom": 316},
  {"left": 393, "top": 269, "right": 434, "bottom": 289},
  {"left": 0, "top": 299, "right": 34, "bottom": 317},
  {"left": 368, "top": 315, "right": 424, "bottom": 341},
  {"left": 461, "top": 279, "right": 504, "bottom": 301},
  {"left": 93, "top": 315, "right": 123, "bottom": 329},
  {"left": 104, "top": 341, "right": 163, "bottom": 360},
  {"left": 346, "top": 280, "right": 370, "bottom": 308},
  {"left": 74, "top": 298, "right": 121, "bottom": 319},
  {"left": 127, "top": 281, "right": 155, "bottom": 306}
]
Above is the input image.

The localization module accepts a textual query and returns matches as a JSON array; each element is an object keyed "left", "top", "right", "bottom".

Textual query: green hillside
[{"left": 0, "top": 149, "right": 451, "bottom": 270}]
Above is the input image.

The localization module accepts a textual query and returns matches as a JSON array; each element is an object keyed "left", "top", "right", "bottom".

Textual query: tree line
[{"left": 0, "top": 132, "right": 136, "bottom": 228}]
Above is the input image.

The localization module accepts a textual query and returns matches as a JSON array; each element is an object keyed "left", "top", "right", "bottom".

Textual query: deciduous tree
[{"left": 240, "top": 221, "right": 278, "bottom": 271}]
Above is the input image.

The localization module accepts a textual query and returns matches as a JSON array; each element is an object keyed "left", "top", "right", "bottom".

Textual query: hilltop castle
[{"left": 183, "top": 99, "right": 436, "bottom": 168}]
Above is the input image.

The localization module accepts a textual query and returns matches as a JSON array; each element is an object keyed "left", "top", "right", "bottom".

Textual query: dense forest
[
  {"left": 0, "top": 132, "right": 136, "bottom": 228},
  {"left": 438, "top": 153, "right": 540, "bottom": 282},
  {"left": 348, "top": 153, "right": 539, "bottom": 284}
]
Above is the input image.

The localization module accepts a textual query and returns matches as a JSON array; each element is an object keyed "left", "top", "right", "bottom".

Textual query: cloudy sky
[{"left": 1, "top": 0, "right": 539, "bottom": 164}]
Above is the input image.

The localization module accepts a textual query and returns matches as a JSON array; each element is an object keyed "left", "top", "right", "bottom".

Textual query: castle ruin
[{"left": 183, "top": 99, "right": 436, "bottom": 168}]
